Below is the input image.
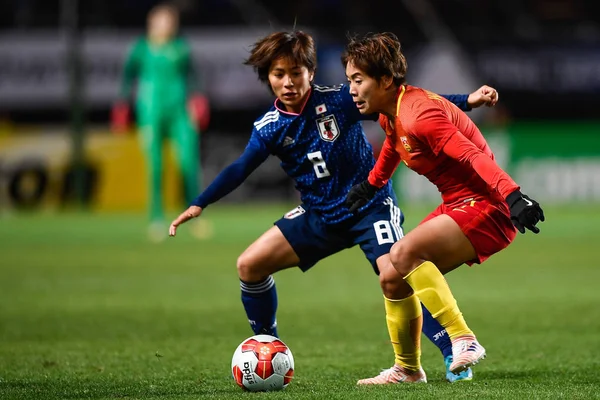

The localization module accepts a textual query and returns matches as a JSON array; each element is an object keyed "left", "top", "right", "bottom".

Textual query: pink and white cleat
[
  {"left": 357, "top": 365, "right": 427, "bottom": 385},
  {"left": 449, "top": 335, "right": 486, "bottom": 373}
]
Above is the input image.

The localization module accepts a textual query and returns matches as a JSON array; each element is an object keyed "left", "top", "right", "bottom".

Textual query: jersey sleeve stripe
[
  {"left": 313, "top": 84, "right": 342, "bottom": 92},
  {"left": 254, "top": 111, "right": 280, "bottom": 130}
]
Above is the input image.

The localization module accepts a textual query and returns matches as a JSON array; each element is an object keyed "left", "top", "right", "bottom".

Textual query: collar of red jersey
[{"left": 396, "top": 85, "right": 407, "bottom": 116}]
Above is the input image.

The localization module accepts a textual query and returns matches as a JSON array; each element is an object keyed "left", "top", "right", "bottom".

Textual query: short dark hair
[
  {"left": 245, "top": 31, "right": 317, "bottom": 87},
  {"left": 341, "top": 32, "right": 407, "bottom": 86}
]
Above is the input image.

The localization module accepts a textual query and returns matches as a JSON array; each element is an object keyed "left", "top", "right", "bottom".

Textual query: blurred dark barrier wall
[
  {"left": 1, "top": 29, "right": 599, "bottom": 118},
  {"left": 0, "top": 29, "right": 274, "bottom": 111},
  {"left": 473, "top": 45, "right": 600, "bottom": 119}
]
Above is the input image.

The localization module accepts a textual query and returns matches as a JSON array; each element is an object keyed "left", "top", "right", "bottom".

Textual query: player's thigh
[
  {"left": 390, "top": 214, "right": 476, "bottom": 276},
  {"left": 275, "top": 206, "right": 351, "bottom": 273},
  {"left": 237, "top": 226, "right": 300, "bottom": 282}
]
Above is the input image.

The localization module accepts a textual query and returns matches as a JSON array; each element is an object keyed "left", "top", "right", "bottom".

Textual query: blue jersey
[
  {"left": 248, "top": 84, "right": 389, "bottom": 223},
  {"left": 191, "top": 85, "right": 470, "bottom": 224}
]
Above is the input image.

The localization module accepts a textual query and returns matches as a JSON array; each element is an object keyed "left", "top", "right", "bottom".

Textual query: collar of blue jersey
[{"left": 273, "top": 87, "right": 313, "bottom": 116}]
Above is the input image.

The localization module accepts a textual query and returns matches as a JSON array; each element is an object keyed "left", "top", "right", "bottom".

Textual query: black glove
[
  {"left": 506, "top": 189, "right": 545, "bottom": 234},
  {"left": 345, "top": 180, "right": 379, "bottom": 213}
]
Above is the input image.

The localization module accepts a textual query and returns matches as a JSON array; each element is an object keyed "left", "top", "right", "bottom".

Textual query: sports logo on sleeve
[
  {"left": 425, "top": 90, "right": 443, "bottom": 101},
  {"left": 283, "top": 136, "right": 295, "bottom": 147},
  {"left": 315, "top": 114, "right": 340, "bottom": 142}
]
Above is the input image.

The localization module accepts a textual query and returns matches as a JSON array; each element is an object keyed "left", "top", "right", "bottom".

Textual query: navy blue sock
[
  {"left": 240, "top": 276, "right": 279, "bottom": 337},
  {"left": 421, "top": 303, "right": 453, "bottom": 359}
]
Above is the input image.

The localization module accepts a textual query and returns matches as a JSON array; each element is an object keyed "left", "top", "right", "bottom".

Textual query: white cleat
[
  {"left": 357, "top": 365, "right": 427, "bottom": 385},
  {"left": 449, "top": 335, "right": 486, "bottom": 373}
]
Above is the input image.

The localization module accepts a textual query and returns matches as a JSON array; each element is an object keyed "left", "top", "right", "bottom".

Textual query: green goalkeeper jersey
[{"left": 119, "top": 37, "right": 200, "bottom": 110}]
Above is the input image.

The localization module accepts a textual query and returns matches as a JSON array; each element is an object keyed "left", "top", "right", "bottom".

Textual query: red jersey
[{"left": 368, "top": 85, "right": 519, "bottom": 206}]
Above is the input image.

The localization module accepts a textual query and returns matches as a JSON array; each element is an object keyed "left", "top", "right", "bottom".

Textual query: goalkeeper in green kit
[{"left": 112, "top": 3, "right": 210, "bottom": 241}]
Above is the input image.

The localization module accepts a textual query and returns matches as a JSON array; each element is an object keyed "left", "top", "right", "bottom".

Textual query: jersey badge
[
  {"left": 315, "top": 103, "right": 328, "bottom": 115},
  {"left": 316, "top": 114, "right": 340, "bottom": 142}
]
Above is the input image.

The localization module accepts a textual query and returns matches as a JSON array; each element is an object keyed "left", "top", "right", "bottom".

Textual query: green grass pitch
[{"left": 1, "top": 204, "right": 599, "bottom": 399}]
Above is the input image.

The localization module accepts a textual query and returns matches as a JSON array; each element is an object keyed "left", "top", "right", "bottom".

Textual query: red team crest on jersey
[
  {"left": 400, "top": 136, "right": 412, "bottom": 152},
  {"left": 316, "top": 115, "right": 340, "bottom": 142}
]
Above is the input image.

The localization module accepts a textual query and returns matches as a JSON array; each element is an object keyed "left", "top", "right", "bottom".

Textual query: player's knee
[
  {"left": 237, "top": 252, "right": 273, "bottom": 282},
  {"left": 379, "top": 271, "right": 401, "bottom": 298},
  {"left": 380, "top": 270, "right": 414, "bottom": 299},
  {"left": 236, "top": 253, "right": 259, "bottom": 282},
  {"left": 389, "top": 241, "right": 418, "bottom": 276}
]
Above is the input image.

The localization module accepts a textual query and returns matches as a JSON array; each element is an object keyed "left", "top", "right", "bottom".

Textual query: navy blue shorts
[{"left": 274, "top": 197, "right": 404, "bottom": 274}]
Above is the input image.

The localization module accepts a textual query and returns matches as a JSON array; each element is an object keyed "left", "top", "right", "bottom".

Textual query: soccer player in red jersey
[{"left": 342, "top": 32, "right": 544, "bottom": 384}]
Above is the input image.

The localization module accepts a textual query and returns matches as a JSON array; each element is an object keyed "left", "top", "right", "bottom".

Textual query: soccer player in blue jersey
[{"left": 168, "top": 31, "right": 499, "bottom": 383}]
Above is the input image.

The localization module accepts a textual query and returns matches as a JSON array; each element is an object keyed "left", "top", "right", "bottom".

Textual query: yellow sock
[
  {"left": 404, "top": 261, "right": 473, "bottom": 340},
  {"left": 384, "top": 294, "right": 422, "bottom": 372}
]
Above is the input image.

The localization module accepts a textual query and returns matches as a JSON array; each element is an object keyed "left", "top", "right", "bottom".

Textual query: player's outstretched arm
[
  {"left": 168, "top": 136, "right": 270, "bottom": 237},
  {"left": 439, "top": 86, "right": 498, "bottom": 112},
  {"left": 441, "top": 131, "right": 544, "bottom": 234},
  {"left": 169, "top": 206, "right": 202, "bottom": 236},
  {"left": 467, "top": 85, "right": 499, "bottom": 108},
  {"left": 411, "top": 105, "right": 544, "bottom": 234}
]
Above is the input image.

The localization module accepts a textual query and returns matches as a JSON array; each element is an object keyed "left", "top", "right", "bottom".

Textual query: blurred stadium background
[
  {"left": 2, "top": 0, "right": 600, "bottom": 211},
  {"left": 1, "top": 1, "right": 599, "bottom": 399}
]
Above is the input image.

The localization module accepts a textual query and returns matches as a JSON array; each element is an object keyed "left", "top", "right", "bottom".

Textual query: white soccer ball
[{"left": 231, "top": 334, "right": 295, "bottom": 392}]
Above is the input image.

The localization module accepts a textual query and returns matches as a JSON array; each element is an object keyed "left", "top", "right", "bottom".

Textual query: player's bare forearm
[{"left": 169, "top": 206, "right": 202, "bottom": 237}]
